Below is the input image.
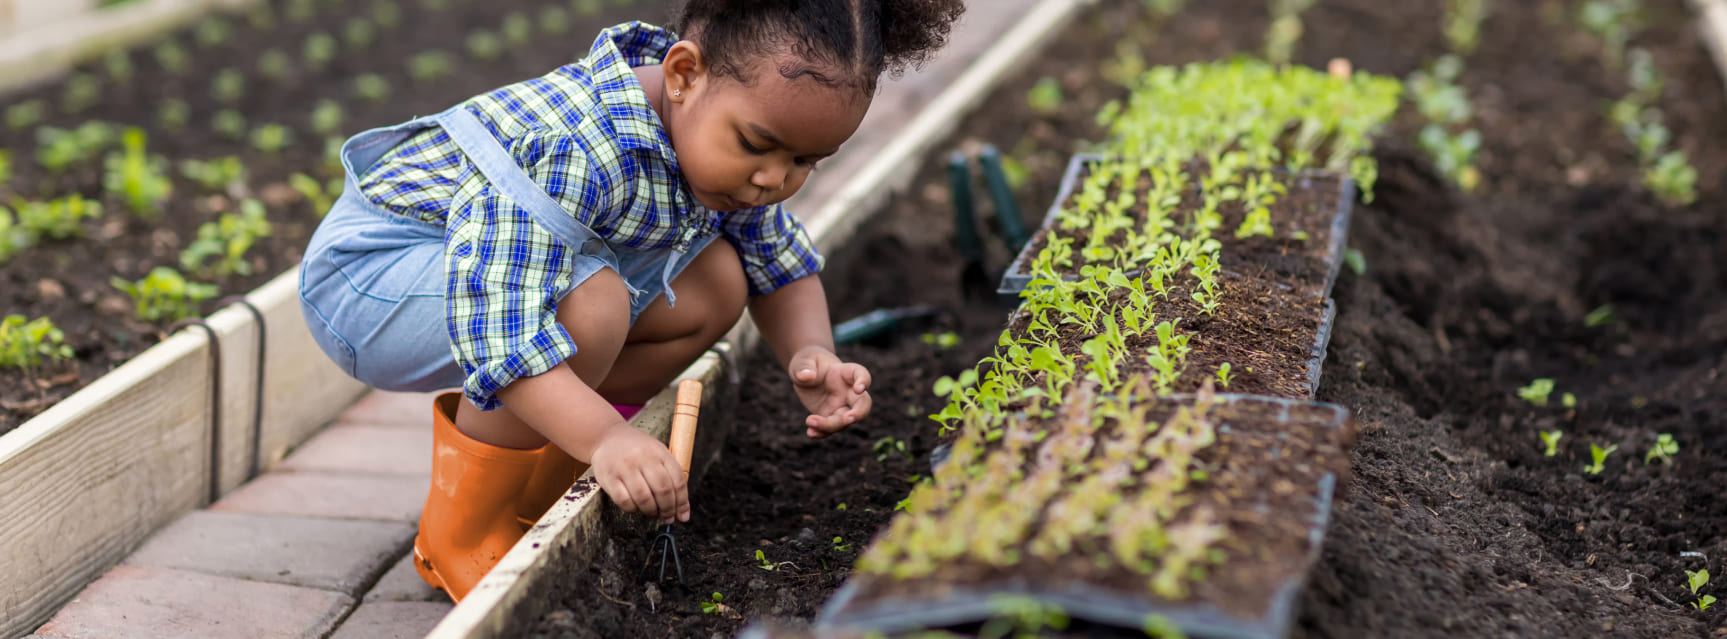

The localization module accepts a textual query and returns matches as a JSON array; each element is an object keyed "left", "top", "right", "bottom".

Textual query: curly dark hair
[{"left": 670, "top": 0, "right": 966, "bottom": 94}]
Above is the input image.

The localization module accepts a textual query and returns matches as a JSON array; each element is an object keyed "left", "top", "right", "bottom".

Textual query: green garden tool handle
[
  {"left": 978, "top": 145, "right": 1030, "bottom": 253},
  {"left": 947, "top": 151, "right": 984, "bottom": 262}
]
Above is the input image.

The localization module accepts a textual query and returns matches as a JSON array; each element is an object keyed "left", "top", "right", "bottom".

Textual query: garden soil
[{"left": 533, "top": 0, "right": 1727, "bottom": 636}]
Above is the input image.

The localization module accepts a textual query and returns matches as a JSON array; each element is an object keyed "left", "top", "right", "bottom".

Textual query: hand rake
[{"left": 643, "top": 378, "right": 701, "bottom": 587}]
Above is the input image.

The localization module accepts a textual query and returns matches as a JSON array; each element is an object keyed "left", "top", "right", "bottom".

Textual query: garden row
[
  {"left": 0, "top": 0, "right": 669, "bottom": 433},
  {"left": 787, "top": 59, "right": 1402, "bottom": 636}
]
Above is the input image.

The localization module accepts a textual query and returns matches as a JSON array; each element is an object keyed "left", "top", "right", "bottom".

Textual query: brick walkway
[{"left": 30, "top": 391, "right": 453, "bottom": 639}]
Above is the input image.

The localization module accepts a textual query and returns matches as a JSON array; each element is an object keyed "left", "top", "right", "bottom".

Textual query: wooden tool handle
[{"left": 670, "top": 379, "right": 702, "bottom": 477}]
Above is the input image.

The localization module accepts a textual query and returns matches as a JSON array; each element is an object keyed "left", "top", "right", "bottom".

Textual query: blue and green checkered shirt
[{"left": 357, "top": 22, "right": 825, "bottom": 409}]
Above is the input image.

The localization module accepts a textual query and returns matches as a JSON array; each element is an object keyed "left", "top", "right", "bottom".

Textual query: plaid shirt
[{"left": 357, "top": 22, "right": 824, "bottom": 409}]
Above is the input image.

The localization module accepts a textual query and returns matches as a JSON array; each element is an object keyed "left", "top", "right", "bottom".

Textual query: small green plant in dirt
[
  {"left": 1563, "top": 392, "right": 1577, "bottom": 409},
  {"left": 291, "top": 173, "right": 341, "bottom": 216},
  {"left": 466, "top": 30, "right": 506, "bottom": 62},
  {"left": 6, "top": 100, "right": 45, "bottom": 130},
  {"left": 104, "top": 128, "right": 173, "bottom": 220},
  {"left": 1344, "top": 247, "right": 1367, "bottom": 275},
  {"left": 1214, "top": 362, "right": 1233, "bottom": 388},
  {"left": 180, "top": 157, "right": 247, "bottom": 193},
  {"left": 154, "top": 39, "right": 190, "bottom": 75},
  {"left": 1644, "top": 151, "right": 1697, "bottom": 207},
  {"left": 1026, "top": 77, "right": 1064, "bottom": 116},
  {"left": 1578, "top": 0, "right": 1640, "bottom": 67},
  {"left": 700, "top": 592, "right": 724, "bottom": 615},
  {"left": 213, "top": 110, "right": 248, "bottom": 141},
  {"left": 111, "top": 267, "right": 217, "bottom": 322},
  {"left": 1584, "top": 443, "right": 1617, "bottom": 475},
  {"left": 0, "top": 207, "right": 28, "bottom": 262},
  {"left": 501, "top": 12, "right": 534, "bottom": 46},
  {"left": 61, "top": 73, "right": 101, "bottom": 114},
  {"left": 373, "top": 0, "right": 403, "bottom": 28},
  {"left": 980, "top": 595, "right": 1069, "bottom": 639},
  {"left": 37, "top": 122, "right": 117, "bottom": 174},
  {"left": 354, "top": 73, "right": 392, "bottom": 103},
  {"left": 1263, "top": 0, "right": 1316, "bottom": 66},
  {"left": 1585, "top": 304, "right": 1616, "bottom": 327},
  {"left": 540, "top": 5, "right": 571, "bottom": 35},
  {"left": 1444, "top": 0, "right": 1488, "bottom": 54},
  {"left": 1644, "top": 433, "right": 1677, "bottom": 465},
  {"left": 0, "top": 149, "right": 9, "bottom": 186},
  {"left": 1540, "top": 430, "right": 1563, "bottom": 457},
  {"left": 257, "top": 49, "right": 293, "bottom": 82},
  {"left": 16, "top": 195, "right": 102, "bottom": 240},
  {"left": 874, "top": 436, "right": 912, "bottom": 463},
  {"left": 181, "top": 199, "right": 273, "bottom": 277},
  {"left": 104, "top": 49, "right": 134, "bottom": 83},
  {"left": 920, "top": 332, "right": 960, "bottom": 349},
  {"left": 754, "top": 549, "right": 794, "bottom": 572},
  {"left": 210, "top": 67, "right": 246, "bottom": 104},
  {"left": 195, "top": 15, "right": 233, "bottom": 48},
  {"left": 303, "top": 32, "right": 339, "bottom": 69},
  {"left": 310, "top": 100, "right": 346, "bottom": 136},
  {"left": 250, "top": 124, "right": 293, "bottom": 155},
  {"left": 1517, "top": 378, "right": 1554, "bottom": 407},
  {"left": 1417, "top": 124, "right": 1482, "bottom": 192},
  {"left": 344, "top": 18, "right": 378, "bottom": 49},
  {"left": 157, "top": 98, "right": 191, "bottom": 131},
  {"left": 409, "top": 51, "right": 454, "bottom": 83},
  {"left": 1689, "top": 570, "right": 1715, "bottom": 611},
  {"left": 833, "top": 536, "right": 852, "bottom": 552},
  {"left": 0, "top": 315, "right": 73, "bottom": 370}
]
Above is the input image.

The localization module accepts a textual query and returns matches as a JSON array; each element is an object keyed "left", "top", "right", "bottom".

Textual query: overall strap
[{"left": 435, "top": 106, "right": 596, "bottom": 254}]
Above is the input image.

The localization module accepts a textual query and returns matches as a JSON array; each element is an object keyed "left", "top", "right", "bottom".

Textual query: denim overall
[{"left": 298, "top": 106, "right": 716, "bottom": 393}]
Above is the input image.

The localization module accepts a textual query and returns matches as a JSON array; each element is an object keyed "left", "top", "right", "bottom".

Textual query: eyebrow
[{"left": 748, "top": 122, "right": 839, "bottom": 158}]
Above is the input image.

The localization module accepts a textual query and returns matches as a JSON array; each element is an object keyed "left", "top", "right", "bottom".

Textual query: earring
[{"left": 672, "top": 89, "right": 681, "bottom": 97}]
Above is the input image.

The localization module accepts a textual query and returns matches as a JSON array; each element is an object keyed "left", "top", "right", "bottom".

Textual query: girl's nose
[{"left": 752, "top": 162, "right": 788, "bottom": 191}]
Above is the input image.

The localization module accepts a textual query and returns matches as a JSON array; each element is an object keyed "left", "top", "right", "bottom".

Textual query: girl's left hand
[{"left": 788, "top": 346, "right": 872, "bottom": 439}]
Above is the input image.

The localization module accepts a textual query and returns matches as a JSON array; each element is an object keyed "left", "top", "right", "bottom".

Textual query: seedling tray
[
  {"left": 823, "top": 394, "right": 1356, "bottom": 639},
  {"left": 997, "top": 154, "right": 1357, "bottom": 302}
]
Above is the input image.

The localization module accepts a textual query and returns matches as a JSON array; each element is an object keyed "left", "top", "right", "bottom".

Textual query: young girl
[{"left": 297, "top": 0, "right": 964, "bottom": 602}]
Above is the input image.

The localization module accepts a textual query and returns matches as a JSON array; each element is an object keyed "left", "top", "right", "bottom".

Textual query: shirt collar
[{"left": 583, "top": 22, "right": 680, "bottom": 158}]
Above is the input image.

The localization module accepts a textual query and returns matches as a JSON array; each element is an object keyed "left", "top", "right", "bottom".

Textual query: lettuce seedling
[
  {"left": 1584, "top": 443, "right": 1617, "bottom": 475},
  {"left": 540, "top": 6, "right": 571, "bottom": 35},
  {"left": 1344, "top": 248, "right": 1367, "bottom": 275},
  {"left": 61, "top": 73, "right": 102, "bottom": 115},
  {"left": 502, "top": 12, "right": 533, "bottom": 46},
  {"left": 257, "top": 49, "right": 293, "bottom": 82},
  {"left": 1214, "top": 363, "right": 1232, "bottom": 388},
  {"left": 1644, "top": 150, "right": 1697, "bottom": 207},
  {"left": 344, "top": 18, "right": 377, "bottom": 49},
  {"left": 753, "top": 549, "right": 794, "bottom": 572},
  {"left": 310, "top": 100, "right": 345, "bottom": 136},
  {"left": 16, "top": 195, "right": 102, "bottom": 240},
  {"left": 1644, "top": 433, "right": 1677, "bottom": 465},
  {"left": 920, "top": 332, "right": 960, "bottom": 349},
  {"left": 181, "top": 199, "right": 273, "bottom": 277},
  {"left": 157, "top": 99, "right": 191, "bottom": 131},
  {"left": 700, "top": 592, "right": 724, "bottom": 615},
  {"left": 303, "top": 32, "right": 339, "bottom": 69},
  {"left": 373, "top": 0, "right": 402, "bottom": 28},
  {"left": 354, "top": 73, "right": 391, "bottom": 103},
  {"left": 213, "top": 110, "right": 248, "bottom": 141},
  {"left": 574, "top": 0, "right": 603, "bottom": 15},
  {"left": 1563, "top": 393, "right": 1576, "bottom": 409},
  {"left": 154, "top": 40, "right": 190, "bottom": 75},
  {"left": 409, "top": 51, "right": 454, "bottom": 83},
  {"left": 180, "top": 157, "right": 247, "bottom": 193},
  {"left": 0, "top": 315, "right": 73, "bottom": 370},
  {"left": 103, "top": 128, "right": 174, "bottom": 220},
  {"left": 1585, "top": 304, "right": 1615, "bottom": 327},
  {"left": 36, "top": 121, "right": 117, "bottom": 174},
  {"left": 466, "top": 30, "right": 505, "bottom": 62},
  {"left": 291, "top": 173, "right": 338, "bottom": 216},
  {"left": 832, "top": 536, "right": 852, "bottom": 552},
  {"left": 1027, "top": 77, "right": 1064, "bottom": 116},
  {"left": 104, "top": 49, "right": 134, "bottom": 84},
  {"left": 285, "top": 0, "right": 316, "bottom": 22},
  {"left": 5, "top": 100, "right": 45, "bottom": 130},
  {"left": 0, "top": 207, "right": 28, "bottom": 263},
  {"left": 195, "top": 15, "right": 233, "bottom": 48},
  {"left": 874, "top": 436, "right": 912, "bottom": 463},
  {"left": 111, "top": 267, "right": 217, "bottom": 322},
  {"left": 1578, "top": 0, "right": 1638, "bottom": 67},
  {"left": 1517, "top": 378, "right": 1554, "bottom": 407},
  {"left": 1688, "top": 570, "right": 1712, "bottom": 611},
  {"left": 1540, "top": 430, "right": 1563, "bottom": 457},
  {"left": 1443, "top": 0, "right": 1487, "bottom": 54},
  {"left": 250, "top": 124, "right": 293, "bottom": 155}
]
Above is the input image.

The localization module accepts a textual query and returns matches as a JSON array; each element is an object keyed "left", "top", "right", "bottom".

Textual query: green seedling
[
  {"left": 1579, "top": 0, "right": 1638, "bottom": 67},
  {"left": 540, "top": 5, "right": 571, "bottom": 35},
  {"left": 181, "top": 157, "right": 247, "bottom": 193},
  {"left": 1585, "top": 304, "right": 1615, "bottom": 327},
  {"left": 1696, "top": 594, "right": 1716, "bottom": 612},
  {"left": 700, "top": 592, "right": 724, "bottom": 615},
  {"left": 286, "top": 0, "right": 316, "bottom": 21},
  {"left": 1689, "top": 570, "right": 1713, "bottom": 610},
  {"left": 247, "top": 2, "right": 276, "bottom": 30},
  {"left": 61, "top": 73, "right": 101, "bottom": 114},
  {"left": 574, "top": 0, "right": 603, "bottom": 15},
  {"left": 0, "top": 315, "right": 73, "bottom": 370},
  {"left": 980, "top": 595, "right": 1070, "bottom": 639},
  {"left": 753, "top": 549, "right": 794, "bottom": 572},
  {"left": 920, "top": 332, "right": 960, "bottom": 349},
  {"left": 257, "top": 49, "right": 293, "bottom": 81},
  {"left": 1417, "top": 124, "right": 1482, "bottom": 191},
  {"left": 6, "top": 100, "right": 45, "bottom": 130},
  {"left": 467, "top": 30, "right": 505, "bottom": 61},
  {"left": 1214, "top": 362, "right": 1233, "bottom": 388},
  {"left": 157, "top": 98, "right": 191, "bottom": 130},
  {"left": 1263, "top": 14, "right": 1304, "bottom": 66},
  {"left": 111, "top": 267, "right": 217, "bottom": 322},
  {"left": 409, "top": 51, "right": 454, "bottom": 83},
  {"left": 103, "top": 128, "right": 173, "bottom": 220},
  {"left": 1344, "top": 248, "right": 1367, "bottom": 275},
  {"left": 354, "top": 73, "right": 391, "bottom": 103},
  {"left": 344, "top": 18, "right": 377, "bottom": 49},
  {"left": 291, "top": 173, "right": 339, "bottom": 215},
  {"left": 373, "top": 0, "right": 403, "bottom": 28},
  {"left": 874, "top": 436, "right": 912, "bottom": 463},
  {"left": 0, "top": 149, "right": 9, "bottom": 185},
  {"left": 311, "top": 100, "right": 345, "bottom": 136},
  {"left": 250, "top": 124, "right": 293, "bottom": 155},
  {"left": 1142, "top": 0, "right": 1188, "bottom": 17},
  {"left": 502, "top": 12, "right": 533, "bottom": 46},
  {"left": 1517, "top": 378, "right": 1554, "bottom": 407},
  {"left": 210, "top": 68, "right": 246, "bottom": 103},
  {"left": 195, "top": 15, "right": 232, "bottom": 48},
  {"left": 1644, "top": 150, "right": 1697, "bottom": 207},
  {"left": 304, "top": 32, "right": 339, "bottom": 69},
  {"left": 1027, "top": 77, "right": 1064, "bottom": 116},
  {"left": 832, "top": 536, "right": 852, "bottom": 552},
  {"left": 181, "top": 199, "right": 273, "bottom": 277},
  {"left": 1539, "top": 430, "right": 1563, "bottom": 457},
  {"left": 835, "top": 502, "right": 847, "bottom": 511},
  {"left": 1443, "top": 0, "right": 1488, "bottom": 54},
  {"left": 104, "top": 49, "right": 134, "bottom": 83},
  {"left": 1584, "top": 443, "right": 1617, "bottom": 475},
  {"left": 213, "top": 110, "right": 248, "bottom": 141},
  {"left": 154, "top": 40, "right": 190, "bottom": 75},
  {"left": 1644, "top": 433, "right": 1677, "bottom": 465},
  {"left": 0, "top": 207, "right": 28, "bottom": 263},
  {"left": 1563, "top": 392, "right": 1576, "bottom": 409},
  {"left": 16, "top": 195, "right": 102, "bottom": 240}
]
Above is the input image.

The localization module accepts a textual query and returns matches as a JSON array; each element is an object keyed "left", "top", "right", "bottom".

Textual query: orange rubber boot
[
  {"left": 413, "top": 393, "right": 539, "bottom": 603},
  {"left": 515, "top": 445, "right": 589, "bottom": 529}
]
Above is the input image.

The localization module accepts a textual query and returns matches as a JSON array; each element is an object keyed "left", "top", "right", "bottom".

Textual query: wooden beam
[{"left": 1693, "top": 0, "right": 1727, "bottom": 97}]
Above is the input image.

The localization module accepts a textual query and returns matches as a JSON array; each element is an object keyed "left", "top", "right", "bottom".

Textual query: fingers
[
  {"left": 846, "top": 389, "right": 873, "bottom": 423},
  {"left": 846, "top": 364, "right": 872, "bottom": 394}
]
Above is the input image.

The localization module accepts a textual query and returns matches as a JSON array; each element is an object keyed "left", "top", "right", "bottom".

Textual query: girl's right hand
[{"left": 591, "top": 426, "right": 690, "bottom": 524}]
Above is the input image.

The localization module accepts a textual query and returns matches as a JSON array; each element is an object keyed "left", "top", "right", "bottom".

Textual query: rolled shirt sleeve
[{"left": 720, "top": 203, "right": 825, "bottom": 296}]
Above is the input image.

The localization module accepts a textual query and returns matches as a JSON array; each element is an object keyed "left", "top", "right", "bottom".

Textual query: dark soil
[{"left": 0, "top": 0, "right": 680, "bottom": 433}]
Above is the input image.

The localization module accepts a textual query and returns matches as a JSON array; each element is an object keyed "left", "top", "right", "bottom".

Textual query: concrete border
[
  {"left": 0, "top": 0, "right": 259, "bottom": 93},
  {"left": 1692, "top": 0, "right": 1727, "bottom": 96},
  {"left": 422, "top": 0, "right": 1090, "bottom": 636}
]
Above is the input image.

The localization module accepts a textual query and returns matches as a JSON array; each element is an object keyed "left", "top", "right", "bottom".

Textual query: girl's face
[{"left": 657, "top": 43, "right": 870, "bottom": 212}]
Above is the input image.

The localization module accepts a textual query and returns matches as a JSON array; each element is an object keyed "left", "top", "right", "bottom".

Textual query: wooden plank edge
[
  {"left": 0, "top": 0, "right": 259, "bottom": 94},
  {"left": 1691, "top": 0, "right": 1727, "bottom": 97},
  {"left": 424, "top": 346, "right": 734, "bottom": 639}
]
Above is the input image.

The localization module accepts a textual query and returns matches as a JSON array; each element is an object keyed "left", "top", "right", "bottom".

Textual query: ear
[{"left": 662, "top": 41, "right": 706, "bottom": 104}]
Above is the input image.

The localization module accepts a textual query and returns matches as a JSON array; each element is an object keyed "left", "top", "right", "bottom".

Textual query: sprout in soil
[
  {"left": 286, "top": 0, "right": 317, "bottom": 23},
  {"left": 1585, "top": 304, "right": 1615, "bottom": 327},
  {"left": 1644, "top": 433, "right": 1678, "bottom": 465},
  {"left": 250, "top": 124, "right": 293, "bottom": 155},
  {"left": 699, "top": 592, "right": 724, "bottom": 615},
  {"left": 36, "top": 121, "right": 117, "bottom": 174},
  {"left": 540, "top": 6, "right": 571, "bottom": 35},
  {"left": 112, "top": 268, "right": 216, "bottom": 322},
  {"left": 410, "top": 51, "right": 455, "bottom": 83},
  {"left": 0, "top": 207, "right": 26, "bottom": 263},
  {"left": 16, "top": 195, "right": 102, "bottom": 240},
  {"left": 832, "top": 536, "right": 852, "bottom": 552},
  {"left": 181, "top": 199, "right": 273, "bottom": 278},
  {"left": 873, "top": 436, "right": 911, "bottom": 463},
  {"left": 502, "top": 12, "right": 534, "bottom": 47},
  {"left": 372, "top": 0, "right": 403, "bottom": 28},
  {"left": 181, "top": 157, "right": 248, "bottom": 193},
  {"left": 291, "top": 173, "right": 339, "bottom": 216},
  {"left": 154, "top": 40, "right": 190, "bottom": 75},
  {"left": 1539, "top": 430, "right": 1563, "bottom": 457},
  {"left": 1026, "top": 76, "right": 1064, "bottom": 116},
  {"left": 835, "top": 502, "right": 847, "bottom": 511},
  {"left": 981, "top": 595, "right": 1070, "bottom": 639},
  {"left": 211, "top": 68, "right": 246, "bottom": 104},
  {"left": 1562, "top": 392, "right": 1577, "bottom": 409},
  {"left": 1443, "top": 0, "right": 1488, "bottom": 54},
  {"left": 467, "top": 30, "right": 505, "bottom": 62},
  {"left": 0, "top": 149, "right": 9, "bottom": 185},
  {"left": 573, "top": 0, "right": 603, "bottom": 16},
  {"left": 311, "top": 100, "right": 345, "bottom": 136},
  {"left": 156, "top": 99, "right": 191, "bottom": 131},
  {"left": 103, "top": 128, "right": 174, "bottom": 220},
  {"left": 195, "top": 15, "right": 233, "bottom": 48},
  {"left": 1645, "top": 150, "right": 1697, "bottom": 207},
  {"left": 1344, "top": 247, "right": 1367, "bottom": 275},
  {"left": 62, "top": 73, "right": 101, "bottom": 114},
  {"left": 1214, "top": 362, "right": 1233, "bottom": 388},
  {"left": 247, "top": 2, "right": 276, "bottom": 30},
  {"left": 354, "top": 73, "right": 391, "bottom": 103},
  {"left": 6, "top": 100, "right": 45, "bottom": 130},
  {"left": 1578, "top": 0, "right": 1640, "bottom": 67},
  {"left": 0, "top": 315, "right": 73, "bottom": 371},
  {"left": 345, "top": 18, "right": 378, "bottom": 49},
  {"left": 920, "top": 332, "right": 960, "bottom": 349},
  {"left": 213, "top": 110, "right": 248, "bottom": 141},
  {"left": 1584, "top": 443, "right": 1617, "bottom": 476},
  {"left": 303, "top": 32, "right": 339, "bottom": 69},
  {"left": 258, "top": 49, "right": 293, "bottom": 82},
  {"left": 1689, "top": 569, "right": 1714, "bottom": 610},
  {"left": 754, "top": 549, "right": 794, "bottom": 572},
  {"left": 104, "top": 49, "right": 134, "bottom": 83},
  {"left": 1517, "top": 378, "right": 1554, "bottom": 407}
]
